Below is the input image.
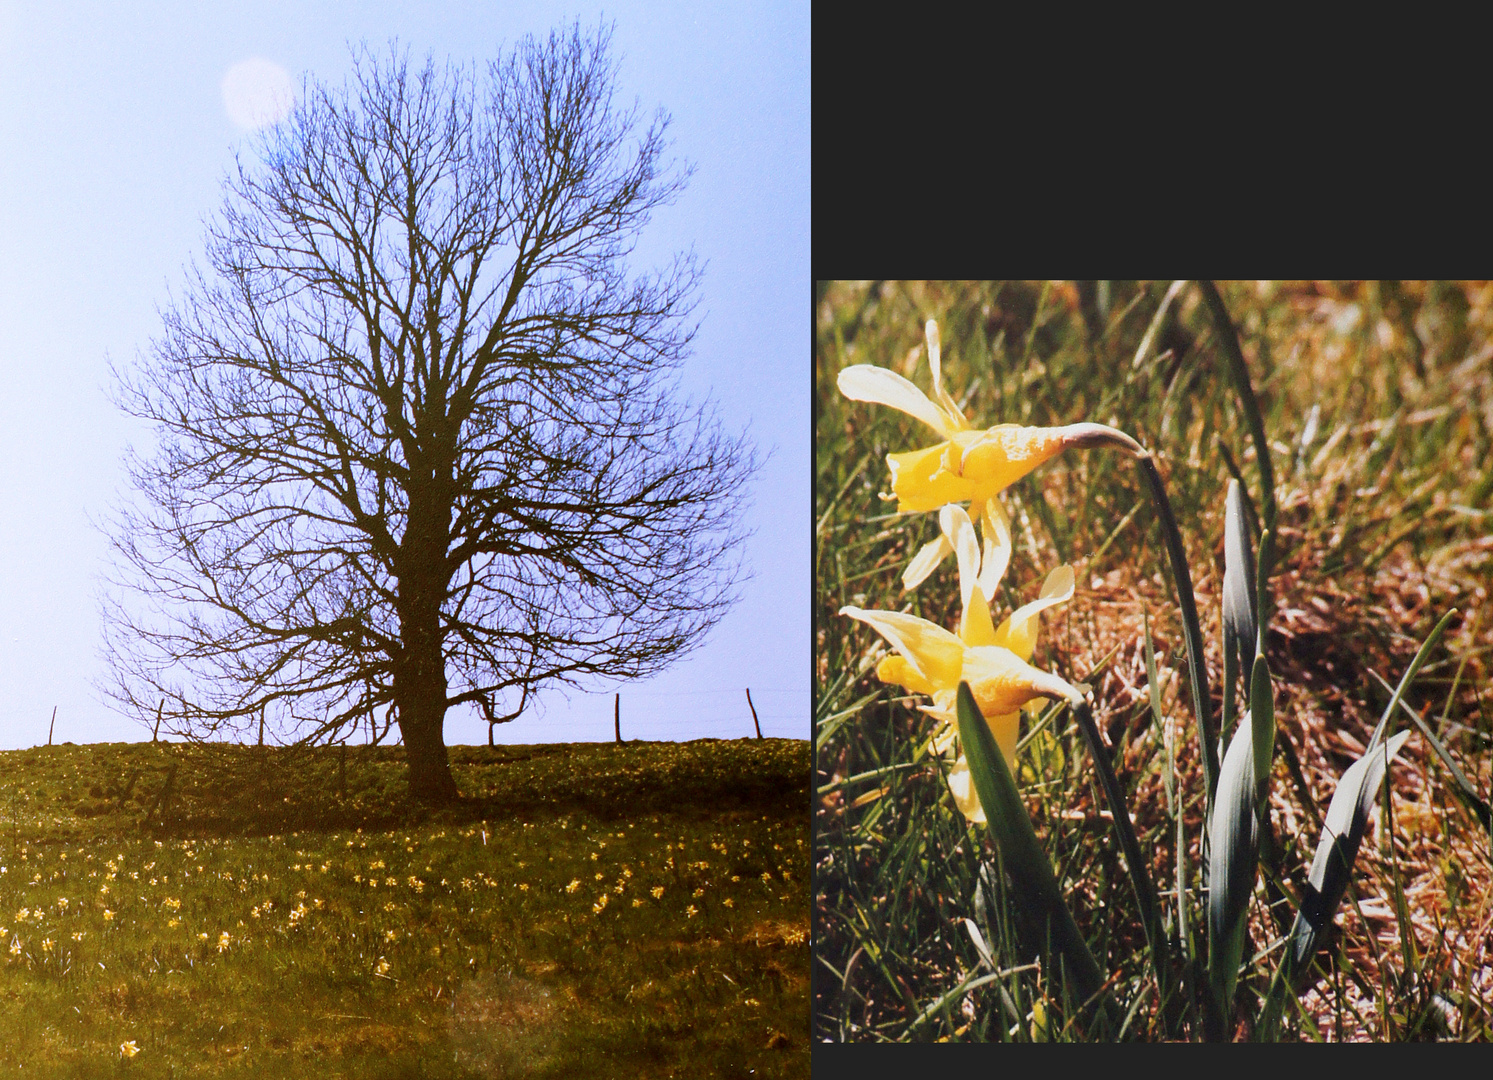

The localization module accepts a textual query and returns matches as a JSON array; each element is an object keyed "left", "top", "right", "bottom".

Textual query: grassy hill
[{"left": 0, "top": 737, "right": 809, "bottom": 1077}]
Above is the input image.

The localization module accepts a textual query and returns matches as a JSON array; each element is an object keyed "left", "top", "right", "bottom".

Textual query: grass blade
[
  {"left": 1200, "top": 280, "right": 1277, "bottom": 539},
  {"left": 1368, "top": 668, "right": 1492, "bottom": 837},
  {"left": 1132, "top": 280, "right": 1190, "bottom": 370},
  {"left": 1365, "top": 608, "right": 1459, "bottom": 752}
]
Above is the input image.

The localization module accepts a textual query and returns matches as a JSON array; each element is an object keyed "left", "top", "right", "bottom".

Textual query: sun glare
[{"left": 221, "top": 58, "right": 295, "bottom": 131}]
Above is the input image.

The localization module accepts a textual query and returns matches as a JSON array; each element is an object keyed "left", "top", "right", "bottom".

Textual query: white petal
[
  {"left": 939, "top": 504, "right": 981, "bottom": 613},
  {"left": 924, "top": 319, "right": 969, "bottom": 433},
  {"left": 836, "top": 365, "right": 951, "bottom": 436},
  {"left": 902, "top": 535, "right": 953, "bottom": 590},
  {"left": 1007, "top": 564, "right": 1076, "bottom": 625},
  {"left": 945, "top": 756, "right": 986, "bottom": 825},
  {"left": 976, "top": 498, "right": 1014, "bottom": 601}
]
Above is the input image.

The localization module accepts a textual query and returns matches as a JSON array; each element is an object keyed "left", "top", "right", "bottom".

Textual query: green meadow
[{"left": 0, "top": 738, "right": 809, "bottom": 1077}]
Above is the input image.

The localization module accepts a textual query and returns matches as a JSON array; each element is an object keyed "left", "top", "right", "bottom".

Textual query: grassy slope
[
  {"left": 815, "top": 280, "right": 1493, "bottom": 1041},
  {"left": 0, "top": 737, "right": 809, "bottom": 1077}
]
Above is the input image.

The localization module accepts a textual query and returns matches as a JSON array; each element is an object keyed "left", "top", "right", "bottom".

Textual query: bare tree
[{"left": 100, "top": 24, "right": 756, "bottom": 802}]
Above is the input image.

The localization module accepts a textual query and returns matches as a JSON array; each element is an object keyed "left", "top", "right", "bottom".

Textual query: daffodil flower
[
  {"left": 841, "top": 504, "right": 1078, "bottom": 823},
  {"left": 837, "top": 318, "right": 1142, "bottom": 588}
]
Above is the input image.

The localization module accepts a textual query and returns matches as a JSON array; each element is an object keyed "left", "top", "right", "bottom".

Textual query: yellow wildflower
[
  {"left": 650, "top": 886, "right": 664, "bottom": 900},
  {"left": 120, "top": 1041, "right": 140, "bottom": 1058},
  {"left": 103, "top": 909, "right": 115, "bottom": 922},
  {"left": 216, "top": 931, "right": 231, "bottom": 953},
  {"left": 838, "top": 318, "right": 1141, "bottom": 585},
  {"left": 841, "top": 504, "right": 1078, "bottom": 823}
]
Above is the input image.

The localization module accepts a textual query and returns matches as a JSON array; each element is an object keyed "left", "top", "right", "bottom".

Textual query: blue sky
[{"left": 0, "top": 2, "right": 807, "bottom": 747}]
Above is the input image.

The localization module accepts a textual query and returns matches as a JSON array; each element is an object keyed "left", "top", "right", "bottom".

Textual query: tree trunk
[
  {"left": 396, "top": 453, "right": 461, "bottom": 803},
  {"left": 401, "top": 701, "right": 458, "bottom": 802},
  {"left": 396, "top": 624, "right": 458, "bottom": 801},
  {"left": 394, "top": 561, "right": 460, "bottom": 803}
]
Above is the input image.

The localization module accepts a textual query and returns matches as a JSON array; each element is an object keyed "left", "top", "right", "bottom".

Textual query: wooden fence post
[
  {"left": 746, "top": 688, "right": 762, "bottom": 738},
  {"left": 614, "top": 693, "right": 622, "bottom": 743},
  {"left": 142, "top": 762, "right": 179, "bottom": 829},
  {"left": 47, "top": 706, "right": 56, "bottom": 746}
]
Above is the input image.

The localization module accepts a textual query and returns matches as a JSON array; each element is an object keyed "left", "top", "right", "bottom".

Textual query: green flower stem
[
  {"left": 1070, "top": 697, "right": 1171, "bottom": 1009},
  {"left": 1135, "top": 452, "right": 1218, "bottom": 805},
  {"left": 1199, "top": 280, "right": 1278, "bottom": 545}
]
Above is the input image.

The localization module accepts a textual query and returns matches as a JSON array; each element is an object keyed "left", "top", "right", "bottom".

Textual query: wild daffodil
[
  {"left": 841, "top": 503, "right": 1078, "bottom": 823},
  {"left": 837, "top": 318, "right": 1142, "bottom": 588}
]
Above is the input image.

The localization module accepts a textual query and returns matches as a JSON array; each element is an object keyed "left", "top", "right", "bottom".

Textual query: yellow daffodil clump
[{"left": 842, "top": 503, "right": 1078, "bottom": 823}]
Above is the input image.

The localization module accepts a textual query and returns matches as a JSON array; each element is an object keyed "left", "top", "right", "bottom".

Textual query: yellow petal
[
  {"left": 962, "top": 645, "right": 1078, "bottom": 716},
  {"left": 876, "top": 654, "right": 937, "bottom": 697},
  {"left": 994, "top": 564, "right": 1076, "bottom": 662},
  {"left": 887, "top": 442, "right": 977, "bottom": 512},
  {"left": 902, "top": 535, "right": 952, "bottom": 590},
  {"left": 840, "top": 606, "right": 965, "bottom": 692},
  {"left": 837, "top": 365, "right": 952, "bottom": 437},
  {"left": 959, "top": 583, "right": 999, "bottom": 649},
  {"left": 988, "top": 710, "right": 1021, "bottom": 768},
  {"left": 976, "top": 498, "right": 1013, "bottom": 601}
]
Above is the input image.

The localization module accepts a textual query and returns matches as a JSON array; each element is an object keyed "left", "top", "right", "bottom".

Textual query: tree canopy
[{"left": 101, "top": 24, "right": 756, "bottom": 801}]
